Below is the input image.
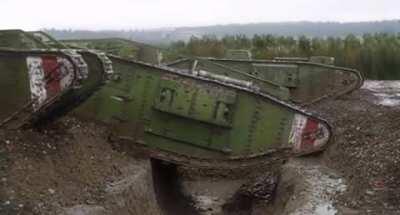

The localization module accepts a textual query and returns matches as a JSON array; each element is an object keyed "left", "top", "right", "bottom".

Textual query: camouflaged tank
[{"left": 0, "top": 30, "right": 331, "bottom": 168}]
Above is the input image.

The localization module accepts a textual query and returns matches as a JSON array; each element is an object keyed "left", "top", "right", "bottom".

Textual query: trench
[
  {"left": 150, "top": 158, "right": 259, "bottom": 215},
  {"left": 151, "top": 158, "right": 200, "bottom": 215}
]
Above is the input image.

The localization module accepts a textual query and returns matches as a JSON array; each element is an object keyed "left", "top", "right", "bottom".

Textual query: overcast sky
[{"left": 0, "top": 0, "right": 398, "bottom": 30}]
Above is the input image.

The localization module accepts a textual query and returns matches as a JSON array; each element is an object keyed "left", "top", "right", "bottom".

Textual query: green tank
[
  {"left": 0, "top": 30, "right": 332, "bottom": 168},
  {"left": 61, "top": 38, "right": 162, "bottom": 64},
  {"left": 167, "top": 57, "right": 363, "bottom": 105},
  {"left": 73, "top": 55, "right": 331, "bottom": 164},
  {"left": 0, "top": 48, "right": 110, "bottom": 129},
  {"left": 0, "top": 30, "right": 48, "bottom": 49},
  {"left": 0, "top": 30, "right": 162, "bottom": 64}
]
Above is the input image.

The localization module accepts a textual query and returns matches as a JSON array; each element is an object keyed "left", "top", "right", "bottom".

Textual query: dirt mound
[
  {"left": 0, "top": 118, "right": 160, "bottom": 215},
  {"left": 313, "top": 86, "right": 400, "bottom": 214}
]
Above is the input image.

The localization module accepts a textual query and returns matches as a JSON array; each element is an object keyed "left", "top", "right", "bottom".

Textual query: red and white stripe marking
[
  {"left": 26, "top": 56, "right": 74, "bottom": 110},
  {"left": 289, "top": 114, "right": 330, "bottom": 154}
]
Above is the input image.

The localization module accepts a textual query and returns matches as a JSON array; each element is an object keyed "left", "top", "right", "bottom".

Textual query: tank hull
[{"left": 73, "top": 55, "right": 331, "bottom": 163}]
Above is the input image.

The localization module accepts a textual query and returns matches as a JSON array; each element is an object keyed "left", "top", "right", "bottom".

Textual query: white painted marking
[
  {"left": 26, "top": 57, "right": 47, "bottom": 110},
  {"left": 57, "top": 57, "right": 74, "bottom": 90},
  {"left": 314, "top": 123, "right": 330, "bottom": 149},
  {"left": 289, "top": 114, "right": 307, "bottom": 151}
]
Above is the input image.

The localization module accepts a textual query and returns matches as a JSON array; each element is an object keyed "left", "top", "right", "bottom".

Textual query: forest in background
[
  {"left": 46, "top": 20, "right": 400, "bottom": 80},
  {"left": 46, "top": 20, "right": 400, "bottom": 44},
  {"left": 165, "top": 33, "right": 400, "bottom": 80}
]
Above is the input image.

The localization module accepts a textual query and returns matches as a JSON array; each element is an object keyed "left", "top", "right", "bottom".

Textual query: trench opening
[
  {"left": 150, "top": 158, "right": 273, "bottom": 215},
  {"left": 222, "top": 192, "right": 254, "bottom": 215},
  {"left": 150, "top": 157, "right": 345, "bottom": 215},
  {"left": 151, "top": 158, "right": 200, "bottom": 215}
]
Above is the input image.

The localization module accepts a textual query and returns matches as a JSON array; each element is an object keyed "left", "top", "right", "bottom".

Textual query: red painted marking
[
  {"left": 371, "top": 179, "right": 385, "bottom": 189},
  {"left": 41, "top": 56, "right": 61, "bottom": 98},
  {"left": 300, "top": 118, "right": 319, "bottom": 150}
]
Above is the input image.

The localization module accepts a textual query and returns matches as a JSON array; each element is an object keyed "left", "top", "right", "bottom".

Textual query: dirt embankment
[
  {"left": 0, "top": 118, "right": 160, "bottom": 215},
  {"left": 313, "top": 84, "right": 400, "bottom": 214}
]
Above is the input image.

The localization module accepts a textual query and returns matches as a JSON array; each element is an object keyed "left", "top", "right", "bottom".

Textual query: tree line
[
  {"left": 165, "top": 34, "right": 400, "bottom": 80},
  {"left": 46, "top": 20, "right": 400, "bottom": 44}
]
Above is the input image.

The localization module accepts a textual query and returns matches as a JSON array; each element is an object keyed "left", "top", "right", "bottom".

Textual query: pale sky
[{"left": 0, "top": 0, "right": 398, "bottom": 30}]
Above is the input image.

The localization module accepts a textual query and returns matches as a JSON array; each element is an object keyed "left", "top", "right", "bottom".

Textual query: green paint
[
  {"left": 0, "top": 30, "right": 332, "bottom": 160},
  {"left": 73, "top": 56, "right": 327, "bottom": 159},
  {"left": 170, "top": 58, "right": 362, "bottom": 104}
]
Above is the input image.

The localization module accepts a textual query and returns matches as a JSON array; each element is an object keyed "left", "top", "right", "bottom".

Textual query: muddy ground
[
  {"left": 0, "top": 81, "right": 400, "bottom": 215},
  {"left": 0, "top": 119, "right": 161, "bottom": 215},
  {"left": 313, "top": 81, "right": 400, "bottom": 214}
]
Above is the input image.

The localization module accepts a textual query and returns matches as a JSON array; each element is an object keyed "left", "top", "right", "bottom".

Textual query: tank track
[{"left": 115, "top": 134, "right": 291, "bottom": 169}]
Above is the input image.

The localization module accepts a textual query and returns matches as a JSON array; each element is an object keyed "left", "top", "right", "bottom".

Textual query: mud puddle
[
  {"left": 181, "top": 178, "right": 246, "bottom": 214},
  {"left": 274, "top": 157, "right": 347, "bottom": 215},
  {"left": 362, "top": 80, "right": 400, "bottom": 106}
]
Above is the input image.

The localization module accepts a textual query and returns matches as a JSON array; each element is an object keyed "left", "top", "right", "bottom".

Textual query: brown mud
[
  {"left": 313, "top": 81, "right": 400, "bottom": 214},
  {"left": 0, "top": 118, "right": 161, "bottom": 215}
]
